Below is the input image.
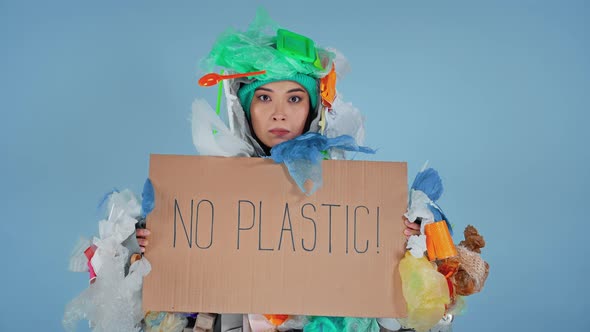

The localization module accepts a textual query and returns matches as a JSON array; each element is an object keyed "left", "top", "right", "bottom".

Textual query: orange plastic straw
[
  {"left": 425, "top": 220, "right": 457, "bottom": 261},
  {"left": 198, "top": 70, "right": 266, "bottom": 86}
]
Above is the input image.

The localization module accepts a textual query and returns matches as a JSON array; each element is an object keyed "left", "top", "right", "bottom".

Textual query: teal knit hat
[{"left": 238, "top": 73, "right": 318, "bottom": 119}]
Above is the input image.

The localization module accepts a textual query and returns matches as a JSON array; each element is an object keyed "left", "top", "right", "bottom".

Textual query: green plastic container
[{"left": 276, "top": 28, "right": 317, "bottom": 64}]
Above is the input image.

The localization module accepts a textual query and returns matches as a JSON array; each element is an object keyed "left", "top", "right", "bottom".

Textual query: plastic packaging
[
  {"left": 200, "top": 8, "right": 334, "bottom": 81},
  {"left": 398, "top": 252, "right": 450, "bottom": 332},
  {"left": 424, "top": 221, "right": 457, "bottom": 261},
  {"left": 270, "top": 132, "right": 375, "bottom": 195},
  {"left": 144, "top": 311, "right": 188, "bottom": 332},
  {"left": 63, "top": 248, "right": 151, "bottom": 332},
  {"left": 278, "top": 315, "right": 309, "bottom": 331},
  {"left": 191, "top": 98, "right": 255, "bottom": 157}
]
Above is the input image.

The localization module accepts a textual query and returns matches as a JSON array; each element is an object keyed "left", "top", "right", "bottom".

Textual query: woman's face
[{"left": 249, "top": 80, "right": 310, "bottom": 148}]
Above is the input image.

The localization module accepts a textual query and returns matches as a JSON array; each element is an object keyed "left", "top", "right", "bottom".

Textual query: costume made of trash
[{"left": 64, "top": 9, "right": 489, "bottom": 332}]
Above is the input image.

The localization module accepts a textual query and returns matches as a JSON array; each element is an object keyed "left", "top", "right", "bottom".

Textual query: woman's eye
[
  {"left": 257, "top": 95, "right": 271, "bottom": 102},
  {"left": 289, "top": 96, "right": 302, "bottom": 103}
]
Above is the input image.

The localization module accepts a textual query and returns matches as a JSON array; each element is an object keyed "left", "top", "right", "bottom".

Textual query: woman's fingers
[
  {"left": 136, "top": 228, "right": 151, "bottom": 253},
  {"left": 136, "top": 228, "right": 151, "bottom": 238},
  {"left": 404, "top": 228, "right": 420, "bottom": 238},
  {"left": 404, "top": 219, "right": 420, "bottom": 230},
  {"left": 404, "top": 219, "right": 421, "bottom": 239}
]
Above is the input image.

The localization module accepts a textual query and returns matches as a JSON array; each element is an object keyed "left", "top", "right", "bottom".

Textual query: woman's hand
[
  {"left": 136, "top": 229, "right": 151, "bottom": 253},
  {"left": 404, "top": 219, "right": 421, "bottom": 239}
]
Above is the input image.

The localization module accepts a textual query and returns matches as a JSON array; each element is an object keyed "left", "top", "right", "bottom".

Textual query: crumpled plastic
[
  {"left": 92, "top": 189, "right": 142, "bottom": 275},
  {"left": 405, "top": 189, "right": 436, "bottom": 228},
  {"left": 68, "top": 236, "right": 93, "bottom": 273},
  {"left": 278, "top": 315, "right": 309, "bottom": 331},
  {"left": 200, "top": 7, "right": 334, "bottom": 81},
  {"left": 376, "top": 318, "right": 401, "bottom": 331},
  {"left": 398, "top": 252, "right": 450, "bottom": 332},
  {"left": 141, "top": 178, "right": 155, "bottom": 218},
  {"left": 191, "top": 98, "right": 255, "bottom": 157},
  {"left": 324, "top": 95, "right": 366, "bottom": 152},
  {"left": 270, "top": 132, "right": 375, "bottom": 195},
  {"left": 248, "top": 314, "right": 277, "bottom": 332},
  {"left": 406, "top": 234, "right": 428, "bottom": 258},
  {"left": 63, "top": 243, "right": 152, "bottom": 332},
  {"left": 405, "top": 166, "right": 452, "bottom": 258},
  {"left": 64, "top": 189, "right": 151, "bottom": 331},
  {"left": 144, "top": 311, "right": 188, "bottom": 332}
]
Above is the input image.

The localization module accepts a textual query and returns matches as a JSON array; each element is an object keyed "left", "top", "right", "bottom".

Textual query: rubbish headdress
[{"left": 192, "top": 8, "right": 366, "bottom": 159}]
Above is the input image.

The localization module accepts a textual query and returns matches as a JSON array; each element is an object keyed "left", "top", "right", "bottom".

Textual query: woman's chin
[{"left": 266, "top": 137, "right": 291, "bottom": 148}]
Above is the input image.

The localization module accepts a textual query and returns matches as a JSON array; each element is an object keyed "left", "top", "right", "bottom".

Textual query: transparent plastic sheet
[
  {"left": 326, "top": 47, "right": 351, "bottom": 80},
  {"left": 283, "top": 158, "right": 322, "bottom": 196},
  {"left": 325, "top": 96, "right": 366, "bottom": 147},
  {"left": 398, "top": 252, "right": 450, "bottom": 332},
  {"left": 200, "top": 8, "right": 334, "bottom": 81},
  {"left": 92, "top": 190, "right": 143, "bottom": 275},
  {"left": 426, "top": 314, "right": 454, "bottom": 332},
  {"left": 191, "top": 98, "right": 255, "bottom": 157},
  {"left": 222, "top": 78, "right": 268, "bottom": 157},
  {"left": 64, "top": 189, "right": 150, "bottom": 331},
  {"left": 247, "top": 314, "right": 277, "bottom": 331},
  {"left": 144, "top": 312, "right": 188, "bottom": 332},
  {"left": 68, "top": 236, "right": 92, "bottom": 272},
  {"left": 376, "top": 318, "right": 401, "bottom": 331},
  {"left": 277, "top": 315, "right": 309, "bottom": 331},
  {"left": 62, "top": 242, "right": 152, "bottom": 332},
  {"left": 342, "top": 317, "right": 380, "bottom": 332}
]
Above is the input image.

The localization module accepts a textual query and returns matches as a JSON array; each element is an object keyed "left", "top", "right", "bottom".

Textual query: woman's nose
[
  {"left": 271, "top": 105, "right": 287, "bottom": 120},
  {"left": 272, "top": 113, "right": 286, "bottom": 121}
]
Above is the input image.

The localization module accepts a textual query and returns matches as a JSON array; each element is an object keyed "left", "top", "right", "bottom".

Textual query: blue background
[{"left": 1, "top": 0, "right": 588, "bottom": 331}]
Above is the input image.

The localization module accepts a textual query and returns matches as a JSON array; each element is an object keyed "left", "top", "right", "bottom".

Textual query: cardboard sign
[{"left": 143, "top": 154, "right": 408, "bottom": 318}]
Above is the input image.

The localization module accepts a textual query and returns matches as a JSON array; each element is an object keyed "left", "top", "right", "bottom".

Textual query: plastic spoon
[{"left": 198, "top": 70, "right": 266, "bottom": 86}]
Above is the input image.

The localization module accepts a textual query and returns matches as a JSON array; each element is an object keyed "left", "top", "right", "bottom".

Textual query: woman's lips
[{"left": 269, "top": 128, "right": 290, "bottom": 137}]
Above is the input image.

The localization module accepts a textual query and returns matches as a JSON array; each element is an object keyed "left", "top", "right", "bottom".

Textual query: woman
[{"left": 137, "top": 11, "right": 422, "bottom": 332}]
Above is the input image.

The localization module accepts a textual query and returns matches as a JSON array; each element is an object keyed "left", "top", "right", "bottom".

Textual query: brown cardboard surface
[{"left": 143, "top": 154, "right": 408, "bottom": 318}]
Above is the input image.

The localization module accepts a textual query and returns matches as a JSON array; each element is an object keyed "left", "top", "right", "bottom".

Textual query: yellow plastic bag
[{"left": 398, "top": 252, "right": 450, "bottom": 332}]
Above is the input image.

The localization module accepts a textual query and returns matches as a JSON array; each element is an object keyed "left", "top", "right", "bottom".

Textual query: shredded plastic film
[
  {"left": 201, "top": 8, "right": 334, "bottom": 81},
  {"left": 144, "top": 311, "right": 188, "bottom": 332},
  {"left": 270, "top": 132, "right": 375, "bottom": 195},
  {"left": 63, "top": 246, "right": 151, "bottom": 332},
  {"left": 191, "top": 98, "right": 255, "bottom": 157},
  {"left": 64, "top": 190, "right": 151, "bottom": 331}
]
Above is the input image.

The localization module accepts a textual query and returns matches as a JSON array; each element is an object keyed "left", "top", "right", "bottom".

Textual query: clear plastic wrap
[
  {"left": 191, "top": 98, "right": 255, "bottom": 157},
  {"left": 63, "top": 245, "right": 151, "bottom": 332},
  {"left": 144, "top": 311, "right": 188, "bottom": 332}
]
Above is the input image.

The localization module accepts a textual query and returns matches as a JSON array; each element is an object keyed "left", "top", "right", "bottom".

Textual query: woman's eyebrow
[
  {"left": 287, "top": 88, "right": 305, "bottom": 93},
  {"left": 255, "top": 87, "right": 273, "bottom": 92}
]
